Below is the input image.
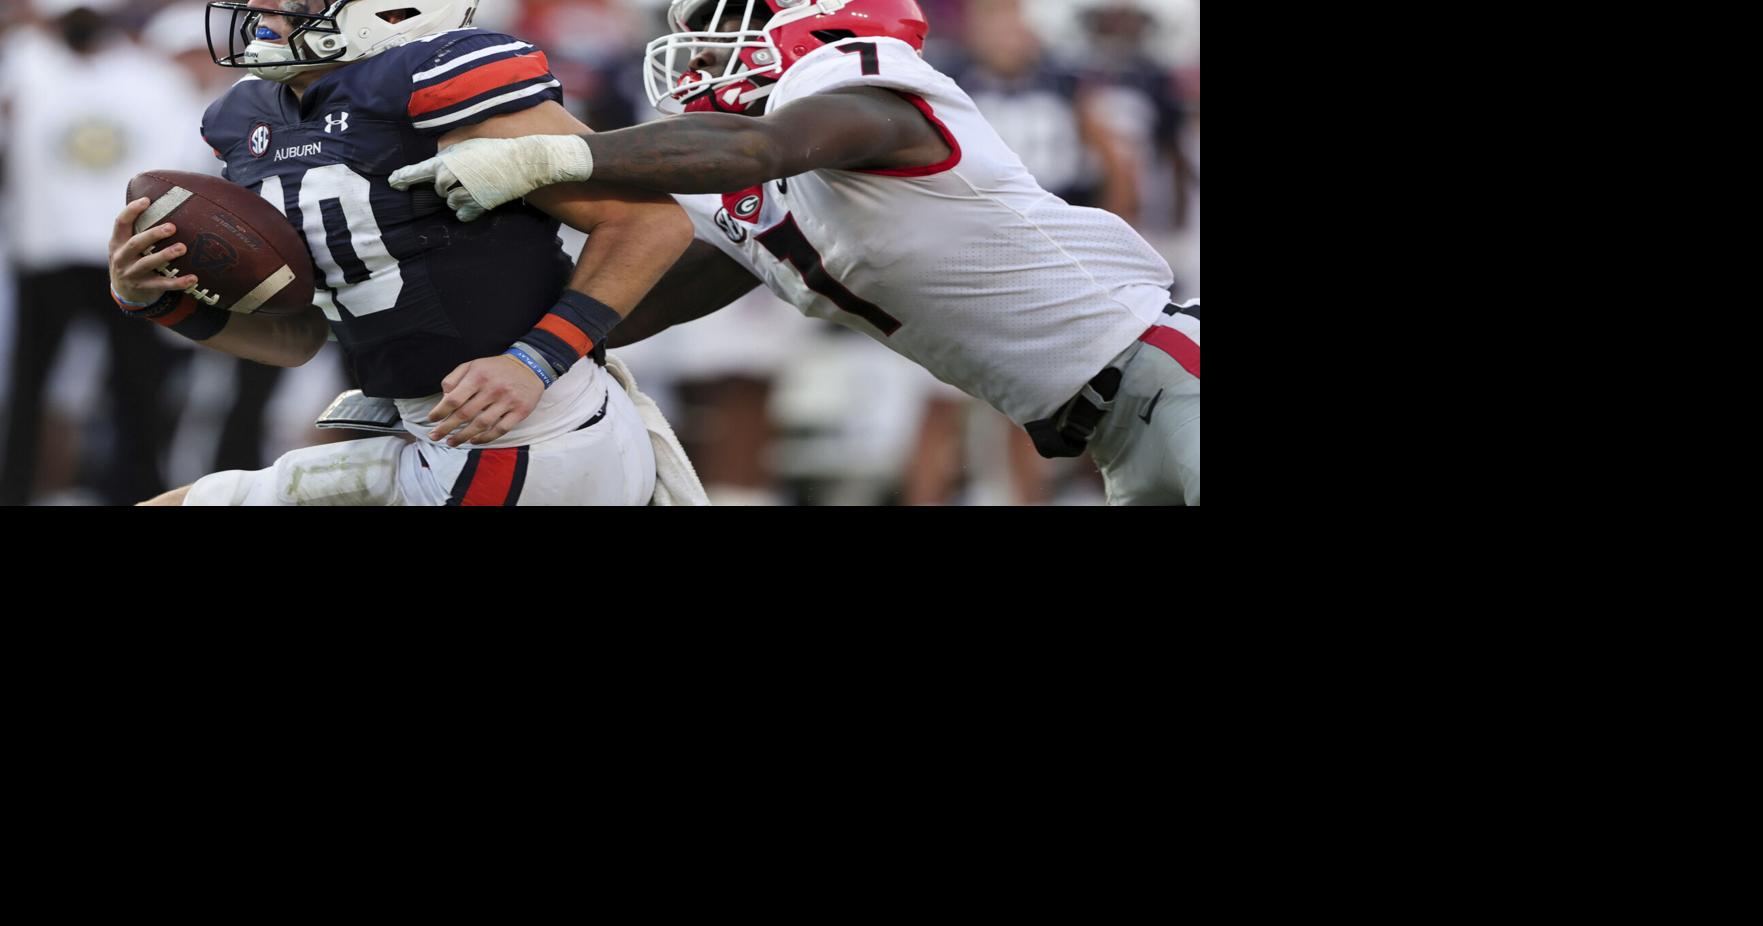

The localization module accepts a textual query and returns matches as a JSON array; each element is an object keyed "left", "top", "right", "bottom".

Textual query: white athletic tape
[
  {"left": 228, "top": 265, "right": 296, "bottom": 315},
  {"left": 137, "top": 186, "right": 192, "bottom": 233}
]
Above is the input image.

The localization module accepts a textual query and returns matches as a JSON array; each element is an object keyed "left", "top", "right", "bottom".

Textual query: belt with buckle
[{"left": 1024, "top": 302, "right": 1197, "bottom": 458}]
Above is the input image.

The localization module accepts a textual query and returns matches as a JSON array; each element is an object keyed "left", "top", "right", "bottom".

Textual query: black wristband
[
  {"left": 130, "top": 291, "right": 231, "bottom": 341},
  {"left": 521, "top": 289, "right": 623, "bottom": 379}
]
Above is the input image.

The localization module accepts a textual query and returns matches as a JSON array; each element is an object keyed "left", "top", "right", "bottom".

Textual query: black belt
[
  {"left": 1025, "top": 301, "right": 1197, "bottom": 458},
  {"left": 575, "top": 391, "right": 610, "bottom": 431}
]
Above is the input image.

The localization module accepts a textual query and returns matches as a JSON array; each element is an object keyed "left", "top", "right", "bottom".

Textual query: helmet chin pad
[
  {"left": 683, "top": 78, "right": 773, "bottom": 114},
  {"left": 675, "top": 69, "right": 774, "bottom": 115},
  {"left": 242, "top": 38, "right": 304, "bottom": 82}
]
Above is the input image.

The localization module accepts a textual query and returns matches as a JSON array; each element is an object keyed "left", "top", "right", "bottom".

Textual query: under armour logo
[{"left": 324, "top": 112, "right": 350, "bottom": 134}]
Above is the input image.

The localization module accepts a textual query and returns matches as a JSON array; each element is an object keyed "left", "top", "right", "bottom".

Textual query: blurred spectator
[
  {"left": 517, "top": 0, "right": 646, "bottom": 128},
  {"left": 1033, "top": 0, "right": 1199, "bottom": 290},
  {"left": 0, "top": 0, "right": 193, "bottom": 504},
  {"left": 944, "top": 0, "right": 1136, "bottom": 215},
  {"left": 1069, "top": 0, "right": 1198, "bottom": 233},
  {"left": 914, "top": 0, "right": 968, "bottom": 65},
  {"left": 613, "top": 284, "right": 813, "bottom": 506}
]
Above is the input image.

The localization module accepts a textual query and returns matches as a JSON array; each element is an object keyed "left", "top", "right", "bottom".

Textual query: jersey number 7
[{"left": 757, "top": 214, "right": 902, "bottom": 335}]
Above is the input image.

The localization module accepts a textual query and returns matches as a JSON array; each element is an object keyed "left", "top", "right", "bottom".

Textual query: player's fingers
[
  {"left": 440, "top": 361, "right": 471, "bottom": 395},
  {"left": 450, "top": 407, "right": 505, "bottom": 447},
  {"left": 426, "top": 363, "right": 474, "bottom": 422},
  {"left": 467, "top": 409, "right": 523, "bottom": 445},
  {"left": 112, "top": 198, "right": 151, "bottom": 244},
  {"left": 429, "top": 381, "right": 490, "bottom": 434},
  {"left": 433, "top": 395, "right": 493, "bottom": 444},
  {"left": 446, "top": 187, "right": 482, "bottom": 219},
  {"left": 119, "top": 222, "right": 181, "bottom": 263},
  {"left": 388, "top": 158, "right": 438, "bottom": 191},
  {"left": 433, "top": 161, "right": 460, "bottom": 195},
  {"left": 125, "top": 242, "right": 186, "bottom": 277},
  {"left": 121, "top": 270, "right": 199, "bottom": 294},
  {"left": 426, "top": 390, "right": 463, "bottom": 426}
]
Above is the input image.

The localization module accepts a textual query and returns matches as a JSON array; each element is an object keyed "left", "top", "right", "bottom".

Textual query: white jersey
[{"left": 676, "top": 37, "right": 1175, "bottom": 425}]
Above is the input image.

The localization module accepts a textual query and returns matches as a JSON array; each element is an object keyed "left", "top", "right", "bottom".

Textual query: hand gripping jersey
[
  {"left": 676, "top": 37, "right": 1176, "bottom": 425},
  {"left": 201, "top": 28, "right": 572, "bottom": 398}
]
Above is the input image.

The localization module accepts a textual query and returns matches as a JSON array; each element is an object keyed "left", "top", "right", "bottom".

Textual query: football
[{"left": 124, "top": 169, "right": 315, "bottom": 317}]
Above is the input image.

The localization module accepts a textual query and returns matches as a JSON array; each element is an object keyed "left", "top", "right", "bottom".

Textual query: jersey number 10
[{"left": 258, "top": 165, "right": 403, "bottom": 320}]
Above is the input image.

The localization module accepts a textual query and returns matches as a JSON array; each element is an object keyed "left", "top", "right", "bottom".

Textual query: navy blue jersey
[
  {"left": 201, "top": 29, "right": 572, "bottom": 397},
  {"left": 941, "top": 54, "right": 1097, "bottom": 203},
  {"left": 1077, "top": 58, "right": 1186, "bottom": 149}
]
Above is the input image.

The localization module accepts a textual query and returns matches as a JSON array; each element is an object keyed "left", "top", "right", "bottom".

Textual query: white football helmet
[
  {"left": 207, "top": 0, "right": 480, "bottom": 82},
  {"left": 643, "top": 0, "right": 928, "bottom": 115}
]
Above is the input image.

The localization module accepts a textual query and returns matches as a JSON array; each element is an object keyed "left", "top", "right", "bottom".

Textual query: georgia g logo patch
[
  {"left": 721, "top": 186, "right": 765, "bottom": 224},
  {"left": 248, "top": 122, "right": 272, "bottom": 158}
]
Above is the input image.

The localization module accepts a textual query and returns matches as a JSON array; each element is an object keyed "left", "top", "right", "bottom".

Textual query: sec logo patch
[{"left": 248, "top": 122, "right": 272, "bottom": 158}]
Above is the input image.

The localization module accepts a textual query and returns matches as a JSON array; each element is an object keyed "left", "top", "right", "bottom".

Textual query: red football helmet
[{"left": 644, "top": 0, "right": 929, "bottom": 115}]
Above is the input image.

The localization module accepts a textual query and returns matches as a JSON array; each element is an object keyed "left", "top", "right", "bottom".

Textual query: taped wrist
[{"left": 450, "top": 134, "right": 594, "bottom": 204}]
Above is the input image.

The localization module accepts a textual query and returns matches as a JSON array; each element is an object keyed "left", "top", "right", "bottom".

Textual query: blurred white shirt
[{"left": 0, "top": 28, "right": 209, "bottom": 271}]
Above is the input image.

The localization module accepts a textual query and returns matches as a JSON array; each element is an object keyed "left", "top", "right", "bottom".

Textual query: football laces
[{"left": 147, "top": 246, "right": 221, "bottom": 306}]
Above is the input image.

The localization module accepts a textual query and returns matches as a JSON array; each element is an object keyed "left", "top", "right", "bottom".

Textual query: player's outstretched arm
[
  {"left": 420, "top": 102, "right": 695, "bottom": 447},
  {"left": 108, "top": 198, "right": 328, "bottom": 367},
  {"left": 391, "top": 87, "right": 947, "bottom": 220}
]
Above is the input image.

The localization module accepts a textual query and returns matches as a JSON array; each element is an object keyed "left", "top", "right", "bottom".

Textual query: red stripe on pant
[
  {"left": 1139, "top": 326, "right": 1200, "bottom": 378},
  {"left": 453, "top": 448, "right": 520, "bottom": 506}
]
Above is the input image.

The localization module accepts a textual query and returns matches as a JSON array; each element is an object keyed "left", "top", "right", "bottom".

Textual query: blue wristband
[{"left": 504, "top": 344, "right": 556, "bottom": 388}]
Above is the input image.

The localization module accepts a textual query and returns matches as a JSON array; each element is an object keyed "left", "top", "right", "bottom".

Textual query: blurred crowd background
[{"left": 0, "top": 0, "right": 1198, "bottom": 505}]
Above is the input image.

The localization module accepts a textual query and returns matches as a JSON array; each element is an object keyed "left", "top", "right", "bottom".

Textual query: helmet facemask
[
  {"left": 642, "top": 1, "right": 930, "bottom": 116},
  {"left": 207, "top": 0, "right": 480, "bottom": 83},
  {"left": 208, "top": 1, "right": 346, "bottom": 82},
  {"left": 644, "top": 0, "right": 797, "bottom": 115}
]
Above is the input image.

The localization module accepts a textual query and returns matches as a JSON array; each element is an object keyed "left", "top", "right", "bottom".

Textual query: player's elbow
[
  {"left": 270, "top": 309, "right": 329, "bottom": 367},
  {"left": 275, "top": 339, "right": 325, "bottom": 368},
  {"left": 602, "top": 197, "right": 694, "bottom": 262}
]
